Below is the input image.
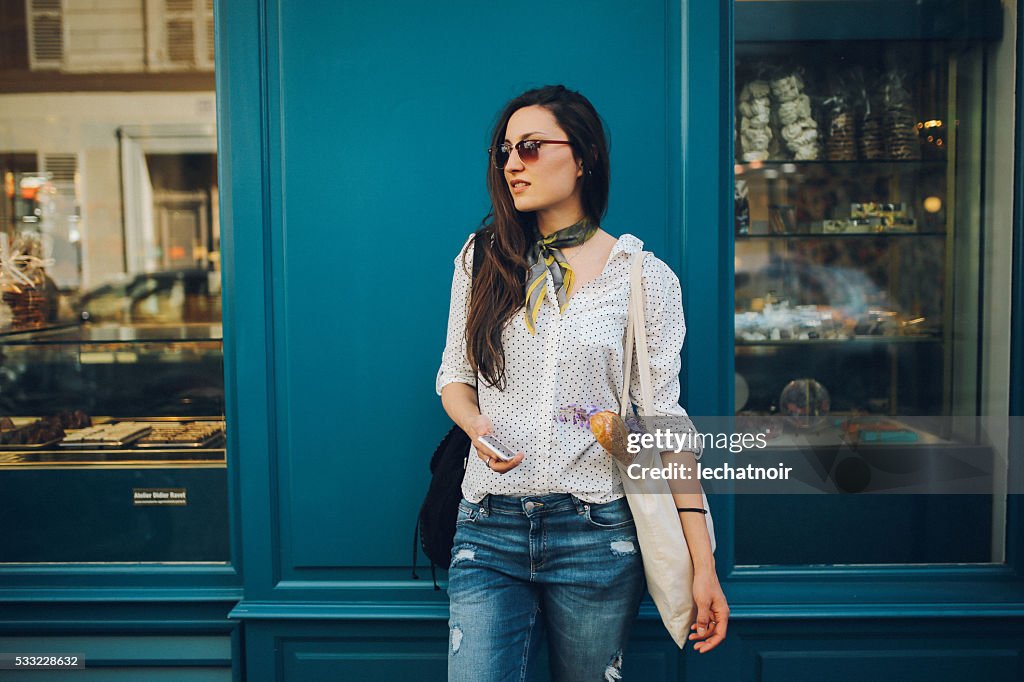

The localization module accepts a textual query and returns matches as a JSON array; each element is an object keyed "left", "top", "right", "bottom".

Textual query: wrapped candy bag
[
  {"left": 881, "top": 68, "right": 921, "bottom": 160},
  {"left": 824, "top": 69, "right": 859, "bottom": 161},
  {"left": 771, "top": 69, "right": 820, "bottom": 161}
]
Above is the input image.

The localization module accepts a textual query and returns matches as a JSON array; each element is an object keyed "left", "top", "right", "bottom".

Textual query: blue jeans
[{"left": 447, "top": 493, "right": 646, "bottom": 682}]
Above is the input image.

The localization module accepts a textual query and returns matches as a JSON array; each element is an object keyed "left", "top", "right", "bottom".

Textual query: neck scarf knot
[{"left": 524, "top": 218, "right": 599, "bottom": 335}]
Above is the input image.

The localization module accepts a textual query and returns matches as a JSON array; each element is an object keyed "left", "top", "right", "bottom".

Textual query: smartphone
[{"left": 477, "top": 435, "right": 518, "bottom": 461}]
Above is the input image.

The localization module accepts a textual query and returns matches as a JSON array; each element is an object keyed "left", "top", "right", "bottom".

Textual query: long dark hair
[{"left": 465, "top": 85, "right": 610, "bottom": 390}]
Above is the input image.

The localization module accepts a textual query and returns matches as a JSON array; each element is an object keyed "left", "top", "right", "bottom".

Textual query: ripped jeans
[{"left": 447, "top": 493, "right": 645, "bottom": 682}]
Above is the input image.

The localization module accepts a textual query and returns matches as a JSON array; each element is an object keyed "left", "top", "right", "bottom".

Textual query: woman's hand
[
  {"left": 466, "top": 414, "right": 524, "bottom": 473},
  {"left": 688, "top": 568, "right": 729, "bottom": 653}
]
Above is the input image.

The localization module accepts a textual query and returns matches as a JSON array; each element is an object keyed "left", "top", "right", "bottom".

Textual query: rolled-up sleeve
[
  {"left": 629, "top": 255, "right": 702, "bottom": 458},
  {"left": 435, "top": 235, "right": 478, "bottom": 395}
]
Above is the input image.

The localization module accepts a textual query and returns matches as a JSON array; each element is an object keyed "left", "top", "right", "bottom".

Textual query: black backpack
[{"left": 412, "top": 229, "right": 488, "bottom": 588}]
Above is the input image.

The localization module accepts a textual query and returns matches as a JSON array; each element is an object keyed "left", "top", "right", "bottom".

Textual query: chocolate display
[
  {"left": 0, "top": 415, "right": 225, "bottom": 451},
  {"left": 0, "top": 418, "right": 63, "bottom": 447},
  {"left": 136, "top": 421, "right": 225, "bottom": 448},
  {"left": 0, "top": 410, "right": 92, "bottom": 448},
  {"left": 60, "top": 421, "right": 153, "bottom": 448}
]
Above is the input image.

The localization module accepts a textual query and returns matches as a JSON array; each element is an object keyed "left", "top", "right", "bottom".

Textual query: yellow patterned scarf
[{"left": 525, "top": 218, "right": 599, "bottom": 335}]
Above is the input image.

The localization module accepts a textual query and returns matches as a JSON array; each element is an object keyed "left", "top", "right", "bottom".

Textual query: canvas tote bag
[{"left": 617, "top": 250, "right": 717, "bottom": 649}]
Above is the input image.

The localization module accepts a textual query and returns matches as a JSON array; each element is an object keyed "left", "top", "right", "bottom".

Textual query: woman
[{"left": 436, "top": 84, "right": 728, "bottom": 681}]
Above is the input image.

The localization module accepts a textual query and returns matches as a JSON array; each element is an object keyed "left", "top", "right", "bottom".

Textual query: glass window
[
  {"left": 0, "top": 0, "right": 226, "bottom": 563},
  {"left": 732, "top": 5, "right": 1016, "bottom": 566}
]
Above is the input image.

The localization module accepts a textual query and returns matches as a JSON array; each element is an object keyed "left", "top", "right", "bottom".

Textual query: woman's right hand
[{"left": 466, "top": 413, "right": 524, "bottom": 473}]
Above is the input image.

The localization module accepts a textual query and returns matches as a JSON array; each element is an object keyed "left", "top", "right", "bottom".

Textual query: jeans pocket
[
  {"left": 583, "top": 497, "right": 635, "bottom": 529},
  {"left": 455, "top": 499, "right": 480, "bottom": 526}
]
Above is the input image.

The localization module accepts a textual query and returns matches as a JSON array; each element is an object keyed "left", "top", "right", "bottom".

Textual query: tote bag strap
[{"left": 620, "top": 251, "right": 654, "bottom": 417}]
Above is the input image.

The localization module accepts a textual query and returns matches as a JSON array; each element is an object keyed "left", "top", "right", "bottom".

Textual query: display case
[
  {"left": 734, "top": 39, "right": 969, "bottom": 418},
  {"left": 0, "top": 323, "right": 228, "bottom": 563},
  {"left": 731, "top": 1, "right": 1012, "bottom": 566}
]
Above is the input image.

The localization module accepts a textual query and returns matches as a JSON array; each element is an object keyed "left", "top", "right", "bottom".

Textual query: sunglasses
[{"left": 488, "top": 139, "right": 573, "bottom": 169}]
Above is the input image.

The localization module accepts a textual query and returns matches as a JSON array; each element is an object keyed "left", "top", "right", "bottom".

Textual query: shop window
[
  {"left": 732, "top": 3, "right": 1015, "bottom": 566},
  {"left": 0, "top": 3, "right": 227, "bottom": 563}
]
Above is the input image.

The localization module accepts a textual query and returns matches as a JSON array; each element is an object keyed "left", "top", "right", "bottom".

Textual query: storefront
[{"left": 1, "top": 0, "right": 1022, "bottom": 679}]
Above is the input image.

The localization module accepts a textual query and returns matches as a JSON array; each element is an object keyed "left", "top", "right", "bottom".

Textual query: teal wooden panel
[
  {"left": 0, "top": 635, "right": 230, "bottom": 661},
  {"left": 277, "top": 644, "right": 683, "bottom": 682},
  {"left": 680, "top": 618, "right": 1024, "bottom": 680},
  {"left": 758, "top": 650, "right": 1019, "bottom": 681},
  {"left": 0, "top": 468, "right": 228, "bottom": 563},
  {"left": 281, "top": 646, "right": 448, "bottom": 680},
  {"left": 216, "top": 0, "right": 275, "bottom": 600},
  {"left": 246, "top": 618, "right": 682, "bottom": 682},
  {"left": 246, "top": 616, "right": 1024, "bottom": 681},
  {"left": 680, "top": 0, "right": 734, "bottom": 419}
]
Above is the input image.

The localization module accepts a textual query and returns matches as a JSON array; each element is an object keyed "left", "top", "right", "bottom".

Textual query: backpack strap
[
  {"left": 469, "top": 228, "right": 488, "bottom": 391},
  {"left": 471, "top": 227, "right": 488, "bottom": 278},
  {"left": 411, "top": 513, "right": 422, "bottom": 581}
]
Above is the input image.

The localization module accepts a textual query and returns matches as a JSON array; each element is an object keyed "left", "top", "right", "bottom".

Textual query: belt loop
[
  {"left": 479, "top": 494, "right": 491, "bottom": 515},
  {"left": 569, "top": 494, "right": 586, "bottom": 514}
]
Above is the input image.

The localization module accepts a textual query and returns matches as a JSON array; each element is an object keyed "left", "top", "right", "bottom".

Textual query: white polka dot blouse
[{"left": 436, "top": 232, "right": 699, "bottom": 504}]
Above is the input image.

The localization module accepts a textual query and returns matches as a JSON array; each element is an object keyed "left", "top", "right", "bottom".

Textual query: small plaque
[{"left": 133, "top": 488, "right": 187, "bottom": 506}]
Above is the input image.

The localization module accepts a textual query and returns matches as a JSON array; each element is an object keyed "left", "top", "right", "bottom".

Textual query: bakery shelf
[
  {"left": 0, "top": 322, "right": 223, "bottom": 346},
  {"left": 736, "top": 336, "right": 942, "bottom": 346},
  {"left": 736, "top": 232, "right": 946, "bottom": 240},
  {"left": 0, "top": 322, "right": 81, "bottom": 340},
  {"left": 737, "top": 159, "right": 947, "bottom": 167},
  {"left": 0, "top": 448, "right": 226, "bottom": 468}
]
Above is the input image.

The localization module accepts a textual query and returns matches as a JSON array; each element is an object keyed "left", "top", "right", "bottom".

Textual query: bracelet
[{"left": 677, "top": 507, "right": 707, "bottom": 514}]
